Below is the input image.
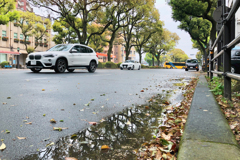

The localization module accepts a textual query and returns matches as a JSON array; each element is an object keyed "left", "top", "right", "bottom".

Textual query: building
[
  {"left": 228, "top": 0, "right": 240, "bottom": 42},
  {"left": 0, "top": 0, "right": 52, "bottom": 67}
]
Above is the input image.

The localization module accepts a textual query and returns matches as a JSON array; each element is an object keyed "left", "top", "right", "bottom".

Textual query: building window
[
  {"left": 14, "top": 33, "right": 18, "bottom": 39},
  {"left": 0, "top": 54, "right": 7, "bottom": 63},
  {"left": 2, "top": 30, "right": 6, "bottom": 37},
  {"left": 20, "top": 34, "right": 24, "bottom": 40},
  {"left": 26, "top": 36, "right": 29, "bottom": 41}
]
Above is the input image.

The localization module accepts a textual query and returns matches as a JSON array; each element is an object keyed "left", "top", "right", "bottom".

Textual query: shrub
[
  {"left": 105, "top": 61, "right": 117, "bottom": 69},
  {"left": 117, "top": 62, "right": 122, "bottom": 68},
  {"left": 0, "top": 61, "right": 9, "bottom": 68},
  {"left": 98, "top": 62, "right": 105, "bottom": 68}
]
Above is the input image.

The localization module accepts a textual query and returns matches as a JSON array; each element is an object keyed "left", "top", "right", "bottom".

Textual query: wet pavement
[{"left": 0, "top": 69, "right": 198, "bottom": 159}]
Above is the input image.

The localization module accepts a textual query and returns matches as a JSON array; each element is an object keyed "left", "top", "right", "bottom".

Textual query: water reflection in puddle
[{"left": 21, "top": 79, "right": 191, "bottom": 160}]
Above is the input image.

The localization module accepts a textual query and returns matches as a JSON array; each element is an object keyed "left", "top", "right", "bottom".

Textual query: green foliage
[
  {"left": 117, "top": 62, "right": 122, "bottom": 68},
  {"left": 105, "top": 61, "right": 117, "bottom": 69},
  {"left": 209, "top": 77, "right": 224, "bottom": 95},
  {"left": 0, "top": 61, "right": 9, "bottom": 68},
  {"left": 17, "top": 11, "right": 51, "bottom": 54},
  {"left": 0, "top": 0, "right": 20, "bottom": 25},
  {"left": 98, "top": 62, "right": 105, "bottom": 69},
  {"left": 169, "top": 48, "right": 189, "bottom": 62}
]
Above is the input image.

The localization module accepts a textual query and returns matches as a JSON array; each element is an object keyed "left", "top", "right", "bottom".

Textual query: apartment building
[
  {"left": 0, "top": 0, "right": 52, "bottom": 67},
  {"left": 228, "top": 0, "right": 240, "bottom": 41}
]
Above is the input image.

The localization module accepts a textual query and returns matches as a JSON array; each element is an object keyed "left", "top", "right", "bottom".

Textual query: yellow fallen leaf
[
  {"left": 0, "top": 141, "right": 6, "bottom": 150},
  {"left": 203, "top": 110, "right": 208, "bottom": 112},
  {"left": 50, "top": 119, "right": 56, "bottom": 123},
  {"left": 25, "top": 122, "right": 32, "bottom": 125},
  {"left": 42, "top": 89, "right": 45, "bottom": 91},
  {"left": 17, "top": 136, "right": 26, "bottom": 140},
  {"left": 101, "top": 145, "right": 110, "bottom": 150}
]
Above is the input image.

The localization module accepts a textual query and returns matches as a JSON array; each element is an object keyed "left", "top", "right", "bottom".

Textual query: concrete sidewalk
[{"left": 178, "top": 75, "right": 240, "bottom": 160}]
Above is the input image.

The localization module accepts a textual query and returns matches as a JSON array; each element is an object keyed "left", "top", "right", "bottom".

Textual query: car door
[{"left": 68, "top": 45, "right": 82, "bottom": 66}]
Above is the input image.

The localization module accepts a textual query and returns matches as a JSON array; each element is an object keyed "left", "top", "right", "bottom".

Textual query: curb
[{"left": 178, "top": 74, "right": 240, "bottom": 160}]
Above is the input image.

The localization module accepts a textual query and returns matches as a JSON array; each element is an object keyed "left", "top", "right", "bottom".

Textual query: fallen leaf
[
  {"left": 42, "top": 89, "right": 45, "bottom": 91},
  {"left": 80, "top": 109, "right": 84, "bottom": 111},
  {"left": 101, "top": 145, "right": 110, "bottom": 150},
  {"left": 203, "top": 110, "right": 208, "bottom": 112},
  {"left": 53, "top": 127, "right": 68, "bottom": 131},
  {"left": 43, "top": 114, "right": 46, "bottom": 116},
  {"left": 88, "top": 122, "right": 97, "bottom": 125},
  {"left": 73, "top": 103, "right": 76, "bottom": 105},
  {"left": 50, "top": 119, "right": 56, "bottom": 123},
  {"left": 126, "top": 120, "right": 131, "bottom": 126},
  {"left": 140, "top": 90, "right": 144, "bottom": 92},
  {"left": 91, "top": 99, "right": 94, "bottom": 101},
  {"left": 60, "top": 120, "right": 64, "bottom": 122},
  {"left": 0, "top": 141, "right": 6, "bottom": 151},
  {"left": 5, "top": 130, "right": 10, "bottom": 134},
  {"left": 17, "top": 136, "right": 26, "bottom": 140},
  {"left": 71, "top": 134, "right": 77, "bottom": 139},
  {"left": 7, "top": 97, "right": 11, "bottom": 99},
  {"left": 25, "top": 122, "right": 32, "bottom": 125},
  {"left": 2, "top": 102, "right": 7, "bottom": 105},
  {"left": 46, "top": 142, "right": 54, "bottom": 147},
  {"left": 65, "top": 157, "right": 78, "bottom": 160}
]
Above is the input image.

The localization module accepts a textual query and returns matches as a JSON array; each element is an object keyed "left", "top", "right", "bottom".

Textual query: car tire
[
  {"left": 196, "top": 69, "right": 199, "bottom": 71},
  {"left": 138, "top": 66, "right": 140, "bottom": 70},
  {"left": 185, "top": 68, "right": 188, "bottom": 71},
  {"left": 30, "top": 68, "right": 42, "bottom": 73},
  {"left": 182, "top": 67, "right": 185, "bottom": 69},
  {"left": 231, "top": 67, "right": 236, "bottom": 73},
  {"left": 88, "top": 61, "right": 97, "bottom": 73},
  {"left": 54, "top": 58, "right": 67, "bottom": 73},
  {"left": 131, "top": 65, "right": 134, "bottom": 70},
  {"left": 170, "top": 67, "right": 173, "bottom": 69},
  {"left": 120, "top": 68, "right": 123, "bottom": 70},
  {"left": 67, "top": 69, "right": 75, "bottom": 72},
  {"left": 128, "top": 67, "right": 131, "bottom": 70}
]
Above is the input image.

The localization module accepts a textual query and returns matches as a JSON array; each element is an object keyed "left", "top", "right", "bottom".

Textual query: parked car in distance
[
  {"left": 120, "top": 60, "right": 141, "bottom": 70},
  {"left": 231, "top": 49, "right": 240, "bottom": 73},
  {"left": 185, "top": 59, "right": 199, "bottom": 71},
  {"left": 26, "top": 44, "right": 98, "bottom": 73},
  {"left": 141, "top": 62, "right": 149, "bottom": 66}
]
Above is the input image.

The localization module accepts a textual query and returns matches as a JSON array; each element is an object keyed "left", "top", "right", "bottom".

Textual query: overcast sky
[{"left": 156, "top": 0, "right": 199, "bottom": 59}]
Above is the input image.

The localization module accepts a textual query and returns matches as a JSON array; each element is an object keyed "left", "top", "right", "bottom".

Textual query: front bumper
[
  {"left": 120, "top": 65, "right": 132, "bottom": 69},
  {"left": 26, "top": 61, "right": 55, "bottom": 69},
  {"left": 186, "top": 66, "right": 198, "bottom": 70}
]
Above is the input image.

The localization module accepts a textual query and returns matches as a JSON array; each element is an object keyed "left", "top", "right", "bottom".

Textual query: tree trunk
[{"left": 107, "top": 32, "right": 116, "bottom": 61}]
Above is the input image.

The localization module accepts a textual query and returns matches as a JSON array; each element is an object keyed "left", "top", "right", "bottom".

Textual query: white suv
[{"left": 26, "top": 44, "right": 98, "bottom": 73}]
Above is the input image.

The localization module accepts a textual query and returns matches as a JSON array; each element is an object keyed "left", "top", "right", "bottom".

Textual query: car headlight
[{"left": 43, "top": 54, "right": 55, "bottom": 57}]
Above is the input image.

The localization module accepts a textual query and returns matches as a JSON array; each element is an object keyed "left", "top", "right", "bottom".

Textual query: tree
[
  {"left": 52, "top": 20, "right": 78, "bottom": 44},
  {"left": 196, "top": 51, "right": 203, "bottom": 65},
  {"left": 122, "top": 0, "right": 156, "bottom": 61},
  {"left": 134, "top": 8, "right": 163, "bottom": 63},
  {"left": 169, "top": 48, "right": 189, "bottom": 62},
  {"left": 17, "top": 11, "right": 51, "bottom": 54},
  {"left": 144, "top": 29, "right": 180, "bottom": 66},
  {"left": 30, "top": 0, "right": 115, "bottom": 45},
  {"left": 0, "top": 0, "right": 19, "bottom": 25}
]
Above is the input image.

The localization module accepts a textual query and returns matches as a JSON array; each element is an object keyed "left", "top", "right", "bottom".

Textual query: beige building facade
[{"left": 0, "top": 0, "right": 52, "bottom": 68}]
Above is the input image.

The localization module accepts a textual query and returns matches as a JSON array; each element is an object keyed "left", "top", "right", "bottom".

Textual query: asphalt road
[{"left": 0, "top": 68, "right": 198, "bottom": 159}]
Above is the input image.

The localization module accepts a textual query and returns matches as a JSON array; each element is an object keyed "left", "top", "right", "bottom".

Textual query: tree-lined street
[{"left": 0, "top": 69, "right": 198, "bottom": 159}]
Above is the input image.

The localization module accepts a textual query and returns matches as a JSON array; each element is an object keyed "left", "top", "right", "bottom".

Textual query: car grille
[{"left": 29, "top": 55, "right": 42, "bottom": 60}]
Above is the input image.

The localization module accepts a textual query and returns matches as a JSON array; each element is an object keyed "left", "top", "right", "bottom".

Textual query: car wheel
[
  {"left": 120, "top": 68, "right": 123, "bottom": 70},
  {"left": 170, "top": 67, "right": 173, "bottom": 69},
  {"left": 88, "top": 61, "right": 97, "bottom": 73},
  {"left": 196, "top": 69, "right": 199, "bottom": 71},
  {"left": 182, "top": 67, "right": 185, "bottom": 69},
  {"left": 30, "top": 68, "right": 42, "bottom": 73},
  {"left": 131, "top": 65, "right": 134, "bottom": 70},
  {"left": 128, "top": 67, "right": 131, "bottom": 70},
  {"left": 231, "top": 67, "right": 236, "bottom": 73},
  {"left": 138, "top": 66, "right": 140, "bottom": 70},
  {"left": 54, "top": 59, "right": 67, "bottom": 73},
  {"left": 185, "top": 68, "right": 188, "bottom": 71},
  {"left": 67, "top": 69, "right": 75, "bottom": 72}
]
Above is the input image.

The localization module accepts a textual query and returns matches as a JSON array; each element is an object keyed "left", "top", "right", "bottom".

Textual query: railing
[{"left": 208, "top": 0, "right": 240, "bottom": 100}]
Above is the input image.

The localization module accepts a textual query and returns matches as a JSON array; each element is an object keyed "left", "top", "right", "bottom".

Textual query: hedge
[{"left": 0, "top": 61, "right": 9, "bottom": 68}]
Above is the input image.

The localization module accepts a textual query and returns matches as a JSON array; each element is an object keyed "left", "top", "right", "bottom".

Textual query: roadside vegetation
[{"left": 206, "top": 76, "right": 240, "bottom": 145}]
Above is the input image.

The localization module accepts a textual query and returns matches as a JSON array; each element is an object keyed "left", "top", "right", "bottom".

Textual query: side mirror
[{"left": 70, "top": 49, "right": 78, "bottom": 53}]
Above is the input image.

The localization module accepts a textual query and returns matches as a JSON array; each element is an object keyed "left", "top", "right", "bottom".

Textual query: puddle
[{"left": 20, "top": 79, "right": 191, "bottom": 160}]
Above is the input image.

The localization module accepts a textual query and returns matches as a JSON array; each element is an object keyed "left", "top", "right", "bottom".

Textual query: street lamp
[{"left": 17, "top": 47, "right": 20, "bottom": 69}]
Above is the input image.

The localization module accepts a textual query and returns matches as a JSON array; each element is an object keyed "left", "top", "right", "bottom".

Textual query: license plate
[
  {"left": 31, "top": 61, "right": 36, "bottom": 65},
  {"left": 190, "top": 67, "right": 193, "bottom": 68}
]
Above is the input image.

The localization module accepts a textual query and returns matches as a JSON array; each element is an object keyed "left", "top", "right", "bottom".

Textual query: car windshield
[
  {"left": 187, "top": 59, "right": 198, "bottom": 63},
  {"left": 48, "top": 44, "right": 73, "bottom": 51},
  {"left": 125, "top": 60, "right": 134, "bottom": 63}
]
